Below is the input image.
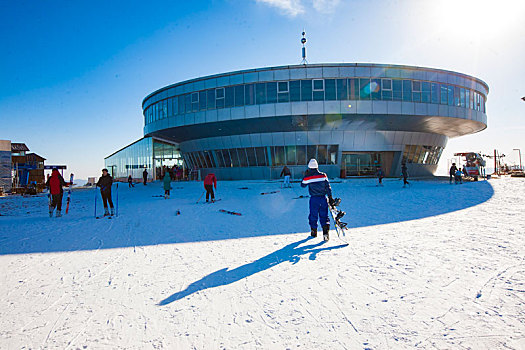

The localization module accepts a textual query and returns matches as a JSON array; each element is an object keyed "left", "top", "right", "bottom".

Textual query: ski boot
[
  {"left": 111, "top": 207, "right": 115, "bottom": 216},
  {"left": 322, "top": 225, "right": 330, "bottom": 241},
  {"left": 56, "top": 210, "right": 62, "bottom": 218},
  {"left": 104, "top": 208, "right": 110, "bottom": 217},
  {"left": 310, "top": 228, "right": 317, "bottom": 237}
]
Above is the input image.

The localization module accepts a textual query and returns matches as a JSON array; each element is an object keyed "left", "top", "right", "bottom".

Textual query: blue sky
[{"left": 1, "top": 0, "right": 524, "bottom": 180}]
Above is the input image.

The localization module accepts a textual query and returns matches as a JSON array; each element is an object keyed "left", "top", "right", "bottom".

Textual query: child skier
[
  {"left": 128, "top": 175, "right": 134, "bottom": 188},
  {"left": 96, "top": 168, "right": 114, "bottom": 216},
  {"left": 280, "top": 165, "right": 292, "bottom": 188},
  {"left": 301, "top": 159, "right": 335, "bottom": 241},
  {"left": 455, "top": 168, "right": 463, "bottom": 184},
  {"left": 203, "top": 173, "right": 217, "bottom": 202},
  {"left": 45, "top": 168, "right": 70, "bottom": 217}
]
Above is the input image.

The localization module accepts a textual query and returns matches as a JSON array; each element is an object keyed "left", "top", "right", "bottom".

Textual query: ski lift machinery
[{"left": 454, "top": 152, "right": 486, "bottom": 181}]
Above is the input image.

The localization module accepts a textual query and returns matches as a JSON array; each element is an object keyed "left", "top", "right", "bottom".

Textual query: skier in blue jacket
[{"left": 301, "top": 159, "right": 335, "bottom": 241}]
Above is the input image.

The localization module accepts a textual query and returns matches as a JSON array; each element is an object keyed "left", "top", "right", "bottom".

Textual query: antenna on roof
[{"left": 300, "top": 30, "right": 308, "bottom": 65}]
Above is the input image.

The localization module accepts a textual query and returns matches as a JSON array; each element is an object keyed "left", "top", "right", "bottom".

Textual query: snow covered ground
[{"left": 1, "top": 177, "right": 524, "bottom": 349}]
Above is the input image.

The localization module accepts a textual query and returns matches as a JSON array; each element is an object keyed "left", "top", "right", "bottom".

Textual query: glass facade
[
  {"left": 342, "top": 153, "right": 382, "bottom": 177},
  {"left": 0, "top": 150, "right": 11, "bottom": 192},
  {"left": 402, "top": 145, "right": 443, "bottom": 165},
  {"left": 143, "top": 78, "right": 487, "bottom": 125},
  {"left": 105, "top": 138, "right": 182, "bottom": 180},
  {"left": 183, "top": 145, "right": 338, "bottom": 169}
]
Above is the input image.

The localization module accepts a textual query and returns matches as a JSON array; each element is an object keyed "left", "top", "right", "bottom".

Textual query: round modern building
[{"left": 142, "top": 63, "right": 488, "bottom": 180}]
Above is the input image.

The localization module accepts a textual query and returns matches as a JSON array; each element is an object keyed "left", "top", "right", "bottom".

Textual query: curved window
[
  {"left": 145, "top": 77, "right": 486, "bottom": 125},
  {"left": 402, "top": 145, "right": 443, "bottom": 165},
  {"left": 184, "top": 145, "right": 338, "bottom": 168}
]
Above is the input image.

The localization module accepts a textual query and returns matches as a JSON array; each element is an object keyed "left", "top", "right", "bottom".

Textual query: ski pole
[
  {"left": 196, "top": 190, "right": 205, "bottom": 204},
  {"left": 116, "top": 183, "right": 119, "bottom": 217}
]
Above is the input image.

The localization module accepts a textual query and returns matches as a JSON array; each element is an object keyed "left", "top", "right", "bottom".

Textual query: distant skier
[
  {"left": 401, "top": 163, "right": 409, "bottom": 187},
  {"left": 376, "top": 166, "right": 384, "bottom": 186},
  {"left": 128, "top": 175, "right": 134, "bottom": 188},
  {"left": 455, "top": 168, "right": 463, "bottom": 184},
  {"left": 203, "top": 173, "right": 217, "bottom": 202},
  {"left": 301, "top": 159, "right": 334, "bottom": 241},
  {"left": 449, "top": 163, "right": 458, "bottom": 184},
  {"left": 163, "top": 171, "right": 172, "bottom": 199},
  {"left": 143, "top": 169, "right": 148, "bottom": 185},
  {"left": 280, "top": 165, "right": 292, "bottom": 188},
  {"left": 45, "top": 168, "right": 70, "bottom": 217},
  {"left": 96, "top": 168, "right": 114, "bottom": 216}
]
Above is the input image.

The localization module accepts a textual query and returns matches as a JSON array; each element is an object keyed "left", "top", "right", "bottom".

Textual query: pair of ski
[
  {"left": 260, "top": 190, "right": 279, "bottom": 195},
  {"left": 219, "top": 209, "right": 241, "bottom": 216},
  {"left": 94, "top": 183, "right": 119, "bottom": 219},
  {"left": 201, "top": 199, "right": 221, "bottom": 204}
]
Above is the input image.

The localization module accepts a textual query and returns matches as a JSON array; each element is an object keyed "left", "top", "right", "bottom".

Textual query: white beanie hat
[{"left": 308, "top": 159, "right": 318, "bottom": 169}]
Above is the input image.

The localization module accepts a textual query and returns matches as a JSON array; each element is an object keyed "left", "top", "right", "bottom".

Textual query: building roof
[
  {"left": 11, "top": 143, "right": 29, "bottom": 152},
  {"left": 26, "top": 153, "right": 46, "bottom": 161}
]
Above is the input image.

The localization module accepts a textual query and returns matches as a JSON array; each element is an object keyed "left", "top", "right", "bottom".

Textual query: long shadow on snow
[{"left": 158, "top": 237, "right": 347, "bottom": 305}]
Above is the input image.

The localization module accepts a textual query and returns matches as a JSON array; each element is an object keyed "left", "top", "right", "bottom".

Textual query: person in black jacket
[
  {"left": 449, "top": 163, "right": 458, "bottom": 184},
  {"left": 143, "top": 169, "right": 148, "bottom": 185},
  {"left": 401, "top": 163, "right": 409, "bottom": 187},
  {"left": 376, "top": 166, "right": 384, "bottom": 186},
  {"left": 128, "top": 175, "right": 134, "bottom": 188},
  {"left": 301, "top": 159, "right": 334, "bottom": 241},
  {"left": 97, "top": 168, "right": 114, "bottom": 216}
]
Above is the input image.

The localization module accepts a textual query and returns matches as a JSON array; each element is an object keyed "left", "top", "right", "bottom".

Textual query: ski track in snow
[{"left": 0, "top": 178, "right": 524, "bottom": 349}]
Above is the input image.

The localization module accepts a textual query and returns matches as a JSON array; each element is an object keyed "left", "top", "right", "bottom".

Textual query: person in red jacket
[
  {"left": 45, "top": 168, "right": 70, "bottom": 217},
  {"left": 203, "top": 173, "right": 217, "bottom": 202}
]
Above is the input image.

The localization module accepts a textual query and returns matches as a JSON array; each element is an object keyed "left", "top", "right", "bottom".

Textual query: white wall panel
[
  {"left": 260, "top": 104, "right": 276, "bottom": 118},
  {"left": 217, "top": 108, "right": 231, "bottom": 121},
  {"left": 306, "top": 131, "right": 320, "bottom": 145},
  {"left": 230, "top": 107, "right": 244, "bottom": 120},
  {"left": 245, "top": 105, "right": 260, "bottom": 119}
]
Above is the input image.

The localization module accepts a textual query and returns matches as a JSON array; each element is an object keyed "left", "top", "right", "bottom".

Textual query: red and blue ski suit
[{"left": 301, "top": 169, "right": 332, "bottom": 230}]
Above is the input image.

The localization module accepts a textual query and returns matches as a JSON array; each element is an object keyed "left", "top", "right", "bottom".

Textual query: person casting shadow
[{"left": 158, "top": 237, "right": 347, "bottom": 305}]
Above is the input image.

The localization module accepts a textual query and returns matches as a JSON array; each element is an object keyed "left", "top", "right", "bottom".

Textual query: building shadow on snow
[
  {"left": 0, "top": 180, "right": 495, "bottom": 255},
  {"left": 158, "top": 237, "right": 346, "bottom": 305}
]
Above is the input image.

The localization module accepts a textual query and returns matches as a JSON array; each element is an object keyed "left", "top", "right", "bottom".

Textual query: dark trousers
[
  {"left": 101, "top": 189, "right": 114, "bottom": 209},
  {"left": 165, "top": 190, "right": 170, "bottom": 196},
  {"left": 143, "top": 177, "right": 147, "bottom": 185},
  {"left": 309, "top": 196, "right": 329, "bottom": 229},
  {"left": 128, "top": 181, "right": 134, "bottom": 188},
  {"left": 205, "top": 184, "right": 214, "bottom": 201},
  {"left": 403, "top": 176, "right": 409, "bottom": 185},
  {"left": 50, "top": 193, "right": 63, "bottom": 211}
]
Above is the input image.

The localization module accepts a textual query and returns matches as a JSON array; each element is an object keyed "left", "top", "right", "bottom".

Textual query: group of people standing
[{"left": 449, "top": 163, "right": 467, "bottom": 184}]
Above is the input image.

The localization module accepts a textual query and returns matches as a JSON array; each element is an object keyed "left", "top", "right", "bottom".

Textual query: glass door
[{"left": 342, "top": 153, "right": 382, "bottom": 176}]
